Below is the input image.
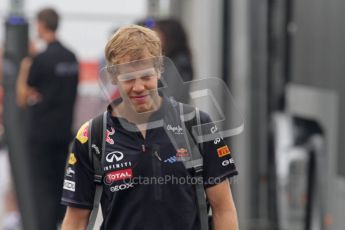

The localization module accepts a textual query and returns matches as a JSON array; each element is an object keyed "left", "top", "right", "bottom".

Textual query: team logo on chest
[
  {"left": 104, "top": 168, "right": 133, "bottom": 185},
  {"left": 106, "top": 127, "right": 115, "bottom": 144},
  {"left": 103, "top": 151, "right": 133, "bottom": 175},
  {"left": 106, "top": 151, "right": 124, "bottom": 163}
]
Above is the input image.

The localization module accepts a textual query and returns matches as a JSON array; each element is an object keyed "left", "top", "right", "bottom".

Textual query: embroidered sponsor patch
[
  {"left": 105, "top": 168, "right": 133, "bottom": 185},
  {"left": 175, "top": 148, "right": 191, "bottom": 161},
  {"left": 65, "top": 167, "right": 75, "bottom": 177},
  {"left": 68, "top": 153, "right": 77, "bottom": 165},
  {"left": 63, "top": 180, "right": 75, "bottom": 192},
  {"left": 217, "top": 145, "right": 231, "bottom": 158},
  {"left": 110, "top": 183, "right": 134, "bottom": 192},
  {"left": 76, "top": 121, "right": 89, "bottom": 144},
  {"left": 222, "top": 158, "right": 235, "bottom": 166},
  {"left": 176, "top": 148, "right": 189, "bottom": 157}
]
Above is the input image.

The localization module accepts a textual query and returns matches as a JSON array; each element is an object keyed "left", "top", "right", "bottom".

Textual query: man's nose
[{"left": 132, "top": 78, "right": 145, "bottom": 92}]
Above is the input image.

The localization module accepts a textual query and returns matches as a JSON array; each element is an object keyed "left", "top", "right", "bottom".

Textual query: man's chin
[{"left": 133, "top": 104, "right": 153, "bottom": 113}]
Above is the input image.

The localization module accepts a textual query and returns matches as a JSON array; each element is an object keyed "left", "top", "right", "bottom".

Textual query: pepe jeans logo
[{"left": 167, "top": 124, "right": 184, "bottom": 135}]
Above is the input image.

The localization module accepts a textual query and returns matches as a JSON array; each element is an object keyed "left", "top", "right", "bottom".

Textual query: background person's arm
[
  {"left": 61, "top": 207, "right": 91, "bottom": 230},
  {"left": 206, "top": 179, "right": 239, "bottom": 230},
  {"left": 16, "top": 57, "right": 32, "bottom": 107},
  {"left": 16, "top": 57, "right": 42, "bottom": 107}
]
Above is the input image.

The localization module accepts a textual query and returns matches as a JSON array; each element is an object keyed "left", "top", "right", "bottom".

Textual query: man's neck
[{"left": 43, "top": 32, "right": 57, "bottom": 44}]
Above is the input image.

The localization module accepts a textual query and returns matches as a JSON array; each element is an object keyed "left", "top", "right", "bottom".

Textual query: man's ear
[
  {"left": 156, "top": 69, "right": 162, "bottom": 80},
  {"left": 112, "top": 79, "right": 118, "bottom": 85},
  {"left": 111, "top": 75, "right": 118, "bottom": 85}
]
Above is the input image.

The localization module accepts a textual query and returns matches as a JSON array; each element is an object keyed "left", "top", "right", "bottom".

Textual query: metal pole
[{"left": 3, "top": 0, "right": 39, "bottom": 229}]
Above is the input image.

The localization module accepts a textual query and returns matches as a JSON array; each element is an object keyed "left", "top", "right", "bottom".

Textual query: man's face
[
  {"left": 114, "top": 57, "right": 161, "bottom": 113},
  {"left": 36, "top": 21, "right": 45, "bottom": 39}
]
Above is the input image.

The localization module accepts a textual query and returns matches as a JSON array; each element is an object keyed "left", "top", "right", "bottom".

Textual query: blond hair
[{"left": 105, "top": 25, "right": 162, "bottom": 65}]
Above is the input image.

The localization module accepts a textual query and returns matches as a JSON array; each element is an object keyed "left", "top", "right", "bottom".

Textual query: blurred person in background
[
  {"left": 19, "top": 8, "right": 79, "bottom": 229},
  {"left": 154, "top": 18, "right": 193, "bottom": 82},
  {"left": 139, "top": 18, "right": 194, "bottom": 103}
]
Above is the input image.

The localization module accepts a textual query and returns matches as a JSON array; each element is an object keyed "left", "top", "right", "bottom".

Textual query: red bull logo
[{"left": 176, "top": 148, "right": 189, "bottom": 157}]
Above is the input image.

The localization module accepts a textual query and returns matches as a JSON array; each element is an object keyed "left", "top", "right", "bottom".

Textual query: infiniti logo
[{"left": 106, "top": 151, "right": 124, "bottom": 163}]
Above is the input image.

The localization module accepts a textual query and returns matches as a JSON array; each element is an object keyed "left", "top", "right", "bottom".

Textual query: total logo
[
  {"left": 222, "top": 158, "right": 235, "bottom": 167},
  {"left": 104, "top": 168, "right": 133, "bottom": 185},
  {"left": 110, "top": 183, "right": 134, "bottom": 192},
  {"left": 106, "top": 151, "right": 124, "bottom": 163}
]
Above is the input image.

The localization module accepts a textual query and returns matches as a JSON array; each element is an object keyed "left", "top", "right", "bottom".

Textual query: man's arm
[
  {"left": 61, "top": 207, "right": 91, "bottom": 230},
  {"left": 206, "top": 179, "right": 239, "bottom": 230},
  {"left": 16, "top": 57, "right": 41, "bottom": 107}
]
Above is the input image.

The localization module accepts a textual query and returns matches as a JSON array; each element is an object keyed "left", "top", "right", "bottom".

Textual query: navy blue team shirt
[{"left": 61, "top": 96, "right": 238, "bottom": 230}]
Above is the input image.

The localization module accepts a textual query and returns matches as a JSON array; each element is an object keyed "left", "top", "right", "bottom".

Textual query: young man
[
  {"left": 25, "top": 8, "right": 79, "bottom": 230},
  {"left": 61, "top": 25, "right": 238, "bottom": 230}
]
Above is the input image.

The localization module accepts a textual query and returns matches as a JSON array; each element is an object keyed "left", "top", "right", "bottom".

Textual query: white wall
[
  {"left": 0, "top": 0, "right": 148, "bottom": 60},
  {"left": 179, "top": 0, "right": 223, "bottom": 80}
]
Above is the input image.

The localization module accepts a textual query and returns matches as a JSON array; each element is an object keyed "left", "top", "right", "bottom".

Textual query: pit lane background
[{"left": 1, "top": 0, "right": 345, "bottom": 230}]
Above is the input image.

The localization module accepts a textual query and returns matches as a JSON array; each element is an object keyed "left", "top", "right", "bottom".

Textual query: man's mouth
[{"left": 130, "top": 95, "right": 149, "bottom": 103}]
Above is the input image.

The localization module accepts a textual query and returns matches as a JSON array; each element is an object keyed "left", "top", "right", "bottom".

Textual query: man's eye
[
  {"left": 118, "top": 75, "right": 134, "bottom": 82},
  {"left": 141, "top": 75, "right": 154, "bottom": 80}
]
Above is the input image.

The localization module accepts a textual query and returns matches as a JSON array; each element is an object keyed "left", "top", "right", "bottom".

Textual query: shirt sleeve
[
  {"left": 61, "top": 121, "right": 96, "bottom": 209},
  {"left": 197, "top": 111, "right": 238, "bottom": 188}
]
